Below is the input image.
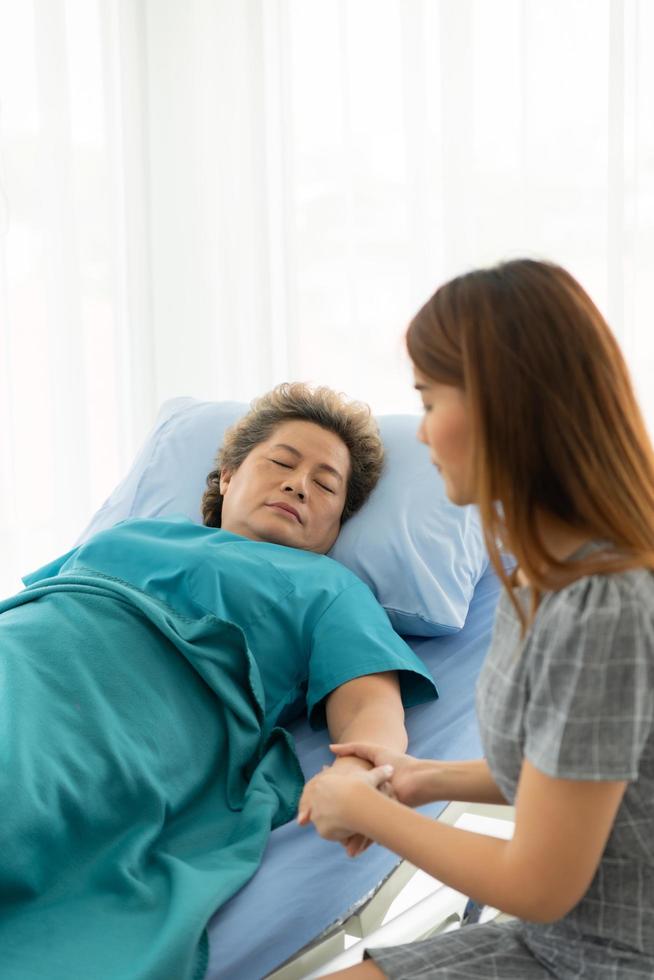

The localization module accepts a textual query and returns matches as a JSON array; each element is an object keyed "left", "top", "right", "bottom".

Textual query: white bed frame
[{"left": 266, "top": 802, "right": 516, "bottom": 980}]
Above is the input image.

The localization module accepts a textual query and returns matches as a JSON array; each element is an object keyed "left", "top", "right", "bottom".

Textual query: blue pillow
[{"left": 78, "top": 398, "right": 487, "bottom": 636}]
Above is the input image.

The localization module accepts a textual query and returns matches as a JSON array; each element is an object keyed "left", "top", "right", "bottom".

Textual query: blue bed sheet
[{"left": 206, "top": 562, "right": 502, "bottom": 979}]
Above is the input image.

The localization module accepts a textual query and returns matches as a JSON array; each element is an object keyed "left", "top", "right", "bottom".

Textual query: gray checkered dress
[{"left": 368, "top": 548, "right": 654, "bottom": 978}]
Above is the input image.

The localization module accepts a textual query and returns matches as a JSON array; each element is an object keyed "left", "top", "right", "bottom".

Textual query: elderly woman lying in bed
[{"left": 0, "top": 383, "right": 436, "bottom": 980}]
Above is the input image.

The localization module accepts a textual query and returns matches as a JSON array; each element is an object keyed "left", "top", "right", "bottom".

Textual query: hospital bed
[
  {"left": 205, "top": 561, "right": 501, "bottom": 979},
  {"left": 77, "top": 396, "right": 501, "bottom": 980}
]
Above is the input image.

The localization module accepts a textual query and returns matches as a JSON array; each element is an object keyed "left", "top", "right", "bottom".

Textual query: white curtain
[
  {"left": 0, "top": 0, "right": 152, "bottom": 595},
  {"left": 2, "top": 0, "right": 654, "bottom": 597}
]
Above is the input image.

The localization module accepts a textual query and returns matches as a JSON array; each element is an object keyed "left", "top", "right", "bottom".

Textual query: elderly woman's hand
[{"left": 297, "top": 762, "right": 393, "bottom": 847}]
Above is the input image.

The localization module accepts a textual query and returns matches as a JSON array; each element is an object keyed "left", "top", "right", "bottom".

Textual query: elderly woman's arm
[
  {"left": 301, "top": 671, "right": 405, "bottom": 857},
  {"left": 325, "top": 671, "right": 407, "bottom": 766}
]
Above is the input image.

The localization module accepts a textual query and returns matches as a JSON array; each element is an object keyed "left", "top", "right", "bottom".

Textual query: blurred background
[{"left": 1, "top": 0, "right": 653, "bottom": 595}]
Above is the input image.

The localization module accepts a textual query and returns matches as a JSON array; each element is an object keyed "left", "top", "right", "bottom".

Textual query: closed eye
[{"left": 272, "top": 458, "right": 335, "bottom": 492}]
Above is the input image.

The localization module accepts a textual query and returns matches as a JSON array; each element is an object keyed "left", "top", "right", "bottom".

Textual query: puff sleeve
[{"left": 524, "top": 575, "right": 654, "bottom": 781}]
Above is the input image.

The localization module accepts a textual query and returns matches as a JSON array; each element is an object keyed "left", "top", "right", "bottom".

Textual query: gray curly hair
[{"left": 201, "top": 382, "right": 384, "bottom": 528}]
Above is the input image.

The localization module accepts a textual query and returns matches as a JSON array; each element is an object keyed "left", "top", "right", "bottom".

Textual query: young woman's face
[
  {"left": 219, "top": 419, "right": 351, "bottom": 554},
  {"left": 414, "top": 367, "right": 475, "bottom": 506}
]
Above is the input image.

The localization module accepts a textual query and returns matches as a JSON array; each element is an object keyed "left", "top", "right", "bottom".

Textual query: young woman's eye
[
  {"left": 271, "top": 459, "right": 292, "bottom": 469},
  {"left": 316, "top": 481, "right": 335, "bottom": 493}
]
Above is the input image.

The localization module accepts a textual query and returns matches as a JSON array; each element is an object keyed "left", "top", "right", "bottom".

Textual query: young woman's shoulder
[
  {"left": 540, "top": 559, "right": 654, "bottom": 633},
  {"left": 521, "top": 561, "right": 654, "bottom": 784},
  {"left": 525, "top": 560, "right": 654, "bottom": 724}
]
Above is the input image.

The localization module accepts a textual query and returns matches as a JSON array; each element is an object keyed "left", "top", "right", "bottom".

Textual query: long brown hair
[{"left": 407, "top": 259, "right": 654, "bottom": 630}]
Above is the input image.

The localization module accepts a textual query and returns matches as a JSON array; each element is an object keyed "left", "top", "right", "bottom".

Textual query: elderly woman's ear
[{"left": 218, "top": 469, "right": 232, "bottom": 496}]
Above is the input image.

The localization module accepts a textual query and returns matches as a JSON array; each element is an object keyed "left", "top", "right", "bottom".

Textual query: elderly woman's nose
[{"left": 282, "top": 471, "right": 309, "bottom": 498}]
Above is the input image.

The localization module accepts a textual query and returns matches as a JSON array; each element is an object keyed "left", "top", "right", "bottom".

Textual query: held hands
[
  {"left": 330, "top": 742, "right": 427, "bottom": 807},
  {"left": 297, "top": 760, "right": 394, "bottom": 857},
  {"left": 297, "top": 742, "right": 428, "bottom": 857}
]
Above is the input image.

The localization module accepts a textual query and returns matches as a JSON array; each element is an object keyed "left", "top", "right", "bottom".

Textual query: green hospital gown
[{"left": 0, "top": 516, "right": 437, "bottom": 980}]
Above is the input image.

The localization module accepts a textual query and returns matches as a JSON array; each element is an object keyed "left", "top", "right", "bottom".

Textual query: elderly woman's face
[{"left": 219, "top": 420, "right": 351, "bottom": 554}]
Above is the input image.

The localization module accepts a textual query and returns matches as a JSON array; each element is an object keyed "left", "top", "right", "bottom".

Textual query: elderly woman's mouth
[{"left": 266, "top": 502, "right": 302, "bottom": 524}]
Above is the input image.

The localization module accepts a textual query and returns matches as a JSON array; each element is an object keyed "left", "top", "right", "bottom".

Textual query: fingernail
[{"left": 382, "top": 765, "right": 394, "bottom": 775}]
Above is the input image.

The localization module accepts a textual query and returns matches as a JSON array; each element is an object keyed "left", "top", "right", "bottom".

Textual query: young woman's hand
[
  {"left": 339, "top": 777, "right": 398, "bottom": 857},
  {"left": 297, "top": 763, "right": 393, "bottom": 845},
  {"left": 330, "top": 742, "right": 430, "bottom": 808}
]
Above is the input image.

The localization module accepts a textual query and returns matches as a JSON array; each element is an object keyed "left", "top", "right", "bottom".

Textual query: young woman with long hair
[{"left": 298, "top": 259, "right": 654, "bottom": 979}]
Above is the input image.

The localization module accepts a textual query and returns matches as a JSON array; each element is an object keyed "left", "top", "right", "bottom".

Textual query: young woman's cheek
[{"left": 425, "top": 412, "right": 448, "bottom": 457}]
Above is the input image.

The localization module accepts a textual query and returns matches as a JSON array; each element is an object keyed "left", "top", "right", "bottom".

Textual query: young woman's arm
[
  {"left": 301, "top": 758, "right": 626, "bottom": 922},
  {"left": 330, "top": 742, "right": 507, "bottom": 806}
]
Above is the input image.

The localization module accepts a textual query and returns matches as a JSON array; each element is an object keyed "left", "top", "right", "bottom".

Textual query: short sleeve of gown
[
  {"left": 524, "top": 575, "right": 654, "bottom": 781},
  {"left": 22, "top": 546, "right": 81, "bottom": 586},
  {"left": 306, "top": 581, "right": 438, "bottom": 730}
]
